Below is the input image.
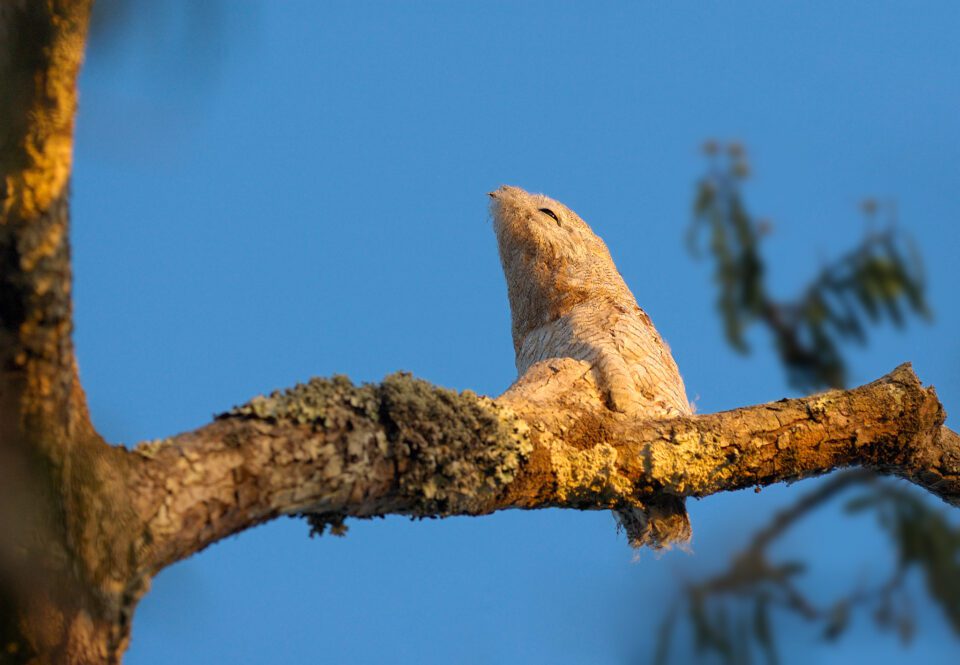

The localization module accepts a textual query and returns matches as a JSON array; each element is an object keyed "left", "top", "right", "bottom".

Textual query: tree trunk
[{"left": 1, "top": 2, "right": 140, "bottom": 662}]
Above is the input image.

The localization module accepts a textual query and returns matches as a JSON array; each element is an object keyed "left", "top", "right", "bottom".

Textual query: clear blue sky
[{"left": 72, "top": 2, "right": 959, "bottom": 663}]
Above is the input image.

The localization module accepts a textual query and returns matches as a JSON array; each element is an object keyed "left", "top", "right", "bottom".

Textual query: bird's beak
[{"left": 487, "top": 191, "right": 499, "bottom": 199}]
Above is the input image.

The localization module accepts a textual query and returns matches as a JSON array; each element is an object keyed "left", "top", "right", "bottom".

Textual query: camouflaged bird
[
  {"left": 490, "top": 185, "right": 689, "bottom": 418},
  {"left": 490, "top": 185, "right": 692, "bottom": 547}
]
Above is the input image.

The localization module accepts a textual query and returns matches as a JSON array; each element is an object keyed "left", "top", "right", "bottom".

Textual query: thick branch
[
  {"left": 130, "top": 375, "right": 533, "bottom": 574},
  {"left": 130, "top": 363, "right": 957, "bottom": 581},
  {"left": 637, "top": 363, "right": 957, "bottom": 503}
]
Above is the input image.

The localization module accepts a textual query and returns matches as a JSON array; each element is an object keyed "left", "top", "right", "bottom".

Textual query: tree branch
[
  {"left": 639, "top": 364, "right": 956, "bottom": 501},
  {"left": 129, "top": 362, "right": 957, "bottom": 582},
  {"left": 129, "top": 374, "right": 532, "bottom": 574}
]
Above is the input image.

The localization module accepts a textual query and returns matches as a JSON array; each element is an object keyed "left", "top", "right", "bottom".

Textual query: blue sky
[{"left": 72, "top": 2, "right": 959, "bottom": 663}]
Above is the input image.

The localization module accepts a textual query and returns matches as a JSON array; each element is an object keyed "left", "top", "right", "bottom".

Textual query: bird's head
[{"left": 488, "top": 185, "right": 628, "bottom": 346}]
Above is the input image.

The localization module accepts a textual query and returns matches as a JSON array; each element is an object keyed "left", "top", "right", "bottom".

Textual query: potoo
[{"left": 490, "top": 185, "right": 691, "bottom": 547}]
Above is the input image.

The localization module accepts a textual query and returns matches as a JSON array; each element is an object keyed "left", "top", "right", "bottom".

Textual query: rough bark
[
  {"left": 127, "top": 360, "right": 958, "bottom": 576},
  {"left": 0, "top": 2, "right": 142, "bottom": 663},
  {"left": 1, "top": 2, "right": 958, "bottom": 664}
]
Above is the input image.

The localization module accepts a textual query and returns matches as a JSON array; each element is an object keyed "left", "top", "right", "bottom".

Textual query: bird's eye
[{"left": 538, "top": 208, "right": 561, "bottom": 225}]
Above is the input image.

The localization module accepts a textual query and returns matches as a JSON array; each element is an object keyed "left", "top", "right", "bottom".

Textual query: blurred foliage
[
  {"left": 87, "top": 0, "right": 232, "bottom": 92},
  {"left": 655, "top": 143, "right": 954, "bottom": 664},
  {"left": 688, "top": 141, "right": 931, "bottom": 391},
  {"left": 89, "top": 0, "right": 226, "bottom": 52},
  {"left": 655, "top": 471, "right": 960, "bottom": 664}
]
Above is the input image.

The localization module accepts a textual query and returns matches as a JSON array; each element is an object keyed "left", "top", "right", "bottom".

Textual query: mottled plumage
[
  {"left": 490, "top": 185, "right": 689, "bottom": 419},
  {"left": 490, "top": 185, "right": 691, "bottom": 548}
]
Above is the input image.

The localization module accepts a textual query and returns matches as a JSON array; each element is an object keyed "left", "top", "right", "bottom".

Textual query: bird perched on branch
[{"left": 489, "top": 185, "right": 691, "bottom": 548}]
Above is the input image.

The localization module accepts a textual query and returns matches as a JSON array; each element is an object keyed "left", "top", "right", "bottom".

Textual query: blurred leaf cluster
[
  {"left": 688, "top": 141, "right": 930, "bottom": 390},
  {"left": 87, "top": 0, "right": 230, "bottom": 91},
  {"left": 653, "top": 145, "right": 953, "bottom": 664},
  {"left": 656, "top": 472, "right": 960, "bottom": 664},
  {"left": 846, "top": 483, "right": 960, "bottom": 635}
]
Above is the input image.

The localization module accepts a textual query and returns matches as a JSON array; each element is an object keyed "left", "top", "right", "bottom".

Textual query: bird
[{"left": 489, "top": 185, "right": 692, "bottom": 547}]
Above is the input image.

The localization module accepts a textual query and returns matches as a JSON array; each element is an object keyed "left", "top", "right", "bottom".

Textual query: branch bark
[{"left": 128, "top": 361, "right": 958, "bottom": 579}]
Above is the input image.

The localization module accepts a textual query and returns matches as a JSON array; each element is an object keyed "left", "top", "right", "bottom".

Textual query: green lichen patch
[
  {"left": 222, "top": 375, "right": 380, "bottom": 426},
  {"left": 222, "top": 372, "right": 531, "bottom": 518},
  {"left": 379, "top": 373, "right": 531, "bottom": 516}
]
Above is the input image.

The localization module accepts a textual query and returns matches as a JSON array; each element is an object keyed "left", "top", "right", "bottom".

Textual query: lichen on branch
[
  {"left": 130, "top": 362, "right": 959, "bottom": 583},
  {"left": 135, "top": 373, "right": 533, "bottom": 573},
  {"left": 223, "top": 372, "right": 535, "bottom": 516}
]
